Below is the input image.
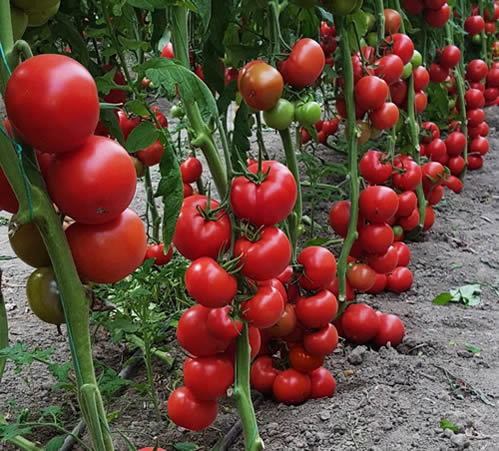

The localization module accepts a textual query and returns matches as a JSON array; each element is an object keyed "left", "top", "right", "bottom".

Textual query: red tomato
[
  {"left": 486, "top": 68, "right": 499, "bottom": 88},
  {"left": 180, "top": 157, "right": 203, "bottom": 184},
  {"left": 136, "top": 140, "right": 164, "bottom": 167},
  {"left": 5, "top": 55, "right": 99, "bottom": 154},
  {"left": 184, "top": 355, "right": 234, "bottom": 400},
  {"left": 440, "top": 45, "right": 461, "bottom": 69},
  {"left": 359, "top": 224, "right": 394, "bottom": 255},
  {"left": 424, "top": 0, "right": 446, "bottom": 9},
  {"left": 328, "top": 276, "right": 355, "bottom": 301},
  {"left": 375, "top": 55, "right": 404, "bottom": 85},
  {"left": 467, "top": 108, "right": 485, "bottom": 127},
  {"left": 102, "top": 64, "right": 127, "bottom": 104},
  {"left": 295, "top": 290, "right": 338, "bottom": 328},
  {"left": 397, "top": 207, "right": 420, "bottom": 231},
  {"left": 414, "top": 91, "right": 428, "bottom": 113},
  {"left": 354, "top": 76, "right": 389, "bottom": 111},
  {"left": 360, "top": 150, "right": 392, "bottom": 184},
  {"left": 342, "top": 303, "right": 380, "bottom": 344},
  {"left": 234, "top": 226, "right": 291, "bottom": 281},
  {"left": 251, "top": 356, "right": 280, "bottom": 393},
  {"left": 206, "top": 306, "right": 242, "bottom": 341},
  {"left": 144, "top": 243, "right": 173, "bottom": 265},
  {"left": 289, "top": 345, "right": 324, "bottom": 374},
  {"left": 167, "top": 387, "right": 217, "bottom": 431},
  {"left": 464, "top": 15, "right": 485, "bottom": 35},
  {"left": 469, "top": 136, "right": 489, "bottom": 156},
  {"left": 466, "top": 59, "right": 488, "bottom": 82},
  {"left": 429, "top": 63, "right": 449, "bottom": 83},
  {"left": 384, "top": 9, "right": 401, "bottom": 34},
  {"left": 386, "top": 266, "right": 413, "bottom": 292},
  {"left": 117, "top": 110, "right": 141, "bottom": 140},
  {"left": 359, "top": 186, "right": 399, "bottom": 224},
  {"left": 183, "top": 183, "right": 193, "bottom": 198},
  {"left": 185, "top": 257, "right": 237, "bottom": 308},
  {"left": 224, "top": 67, "right": 239, "bottom": 85},
  {"left": 392, "top": 158, "right": 422, "bottom": 191},
  {"left": 390, "top": 79, "right": 408, "bottom": 105},
  {"left": 413, "top": 66, "right": 430, "bottom": 91},
  {"left": 467, "top": 154, "right": 483, "bottom": 170},
  {"left": 370, "top": 102, "right": 399, "bottom": 130},
  {"left": 366, "top": 245, "right": 399, "bottom": 274},
  {"left": 366, "top": 272, "right": 387, "bottom": 294},
  {"left": 173, "top": 195, "right": 231, "bottom": 261},
  {"left": 303, "top": 323, "right": 338, "bottom": 357},
  {"left": 47, "top": 136, "right": 136, "bottom": 224},
  {"left": 426, "top": 138, "right": 447, "bottom": 162},
  {"left": 347, "top": 263, "right": 377, "bottom": 291},
  {"left": 309, "top": 367, "right": 336, "bottom": 399},
  {"left": 403, "top": 0, "right": 424, "bottom": 14},
  {"left": 442, "top": 175, "right": 463, "bottom": 194},
  {"left": 242, "top": 285, "right": 285, "bottom": 329},
  {"left": 396, "top": 191, "right": 417, "bottom": 217},
  {"left": 445, "top": 131, "right": 466, "bottom": 156},
  {"left": 329, "top": 200, "right": 352, "bottom": 237},
  {"left": 384, "top": 33, "right": 415, "bottom": 64},
  {"left": 161, "top": 42, "right": 174, "bottom": 58},
  {"left": 392, "top": 241, "right": 410, "bottom": 267},
  {"left": 280, "top": 38, "right": 325, "bottom": 89},
  {"left": 231, "top": 161, "right": 297, "bottom": 226},
  {"left": 425, "top": 3, "right": 451, "bottom": 27},
  {"left": 0, "top": 168, "right": 18, "bottom": 213},
  {"left": 421, "top": 121, "right": 440, "bottom": 143},
  {"left": 66, "top": 209, "right": 146, "bottom": 283},
  {"left": 448, "top": 156, "right": 466, "bottom": 176},
  {"left": 374, "top": 313, "right": 405, "bottom": 347},
  {"left": 297, "top": 246, "right": 337, "bottom": 290},
  {"left": 465, "top": 88, "right": 486, "bottom": 109},
  {"left": 272, "top": 369, "right": 311, "bottom": 404}
]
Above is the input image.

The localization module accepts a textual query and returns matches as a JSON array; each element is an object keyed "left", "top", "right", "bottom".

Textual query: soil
[{"left": 0, "top": 104, "right": 498, "bottom": 451}]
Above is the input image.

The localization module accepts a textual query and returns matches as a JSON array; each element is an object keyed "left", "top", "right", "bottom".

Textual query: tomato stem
[
  {"left": 0, "top": 414, "right": 43, "bottom": 451},
  {"left": 375, "top": 0, "right": 386, "bottom": 57},
  {"left": 479, "top": 0, "right": 489, "bottom": 67}
]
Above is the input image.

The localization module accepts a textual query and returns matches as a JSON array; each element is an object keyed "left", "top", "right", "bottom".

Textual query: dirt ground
[{"left": 0, "top": 106, "right": 498, "bottom": 451}]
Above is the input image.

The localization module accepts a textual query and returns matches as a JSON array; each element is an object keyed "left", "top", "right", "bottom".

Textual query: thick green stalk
[
  {"left": 235, "top": 324, "right": 264, "bottom": 451},
  {"left": 279, "top": 128, "right": 302, "bottom": 259},
  {"left": 393, "top": 0, "right": 405, "bottom": 33},
  {"left": 169, "top": 5, "right": 228, "bottom": 199},
  {"left": 375, "top": 0, "right": 385, "bottom": 56},
  {"left": 0, "top": 271, "right": 6, "bottom": 382},
  {"left": 335, "top": 17, "right": 359, "bottom": 304},
  {"left": 143, "top": 337, "right": 162, "bottom": 421},
  {"left": 144, "top": 167, "right": 160, "bottom": 241},
  {"left": 479, "top": 0, "right": 489, "bottom": 67}
]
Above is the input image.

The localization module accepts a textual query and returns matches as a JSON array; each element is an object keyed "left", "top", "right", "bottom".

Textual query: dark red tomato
[
  {"left": 322, "top": 118, "right": 340, "bottom": 136},
  {"left": 5, "top": 55, "right": 99, "bottom": 154},
  {"left": 206, "top": 306, "right": 242, "bottom": 341},
  {"left": 167, "top": 386, "right": 217, "bottom": 431},
  {"left": 464, "top": 15, "right": 485, "bottom": 35},
  {"left": 297, "top": 246, "right": 337, "bottom": 290},
  {"left": 484, "top": 87, "right": 499, "bottom": 104},
  {"left": 329, "top": 200, "right": 351, "bottom": 237},
  {"left": 392, "top": 241, "right": 410, "bottom": 267},
  {"left": 422, "top": 161, "right": 445, "bottom": 189},
  {"left": 423, "top": 205, "right": 436, "bottom": 230},
  {"left": 150, "top": 106, "right": 168, "bottom": 128},
  {"left": 484, "top": 3, "right": 499, "bottom": 20},
  {"left": 413, "top": 66, "right": 430, "bottom": 91},
  {"left": 303, "top": 323, "right": 338, "bottom": 357},
  {"left": 426, "top": 139, "right": 447, "bottom": 161},
  {"left": 136, "top": 140, "right": 164, "bottom": 167},
  {"left": 374, "top": 313, "right": 405, "bottom": 347},
  {"left": 276, "top": 265, "right": 294, "bottom": 285},
  {"left": 397, "top": 207, "right": 420, "bottom": 231},
  {"left": 359, "top": 224, "right": 394, "bottom": 255},
  {"left": 242, "top": 285, "right": 284, "bottom": 329},
  {"left": 366, "top": 245, "right": 399, "bottom": 274},
  {"left": 445, "top": 131, "right": 466, "bottom": 156},
  {"left": 467, "top": 108, "right": 485, "bottom": 127},
  {"left": 268, "top": 304, "right": 296, "bottom": 338},
  {"left": 390, "top": 79, "right": 408, "bottom": 105},
  {"left": 366, "top": 272, "right": 387, "bottom": 294},
  {"left": 359, "top": 186, "right": 399, "bottom": 224},
  {"left": 424, "top": 0, "right": 446, "bottom": 8},
  {"left": 370, "top": 102, "right": 399, "bottom": 130},
  {"left": 425, "top": 3, "right": 450, "bottom": 27},
  {"left": 440, "top": 45, "right": 461, "bottom": 69},
  {"left": 354, "top": 76, "right": 388, "bottom": 111},
  {"left": 295, "top": 290, "right": 338, "bottom": 328},
  {"left": 161, "top": 42, "right": 174, "bottom": 58},
  {"left": 469, "top": 81, "right": 485, "bottom": 92},
  {"left": 442, "top": 175, "right": 463, "bottom": 193},
  {"left": 384, "top": 33, "right": 415, "bottom": 64},
  {"left": 184, "top": 355, "right": 234, "bottom": 400},
  {"left": 251, "top": 356, "right": 280, "bottom": 393},
  {"left": 467, "top": 154, "right": 483, "bottom": 170},
  {"left": 384, "top": 9, "right": 401, "bottom": 34},
  {"left": 309, "top": 367, "right": 336, "bottom": 399},
  {"left": 403, "top": 0, "right": 424, "bottom": 14},
  {"left": 66, "top": 209, "right": 146, "bottom": 284},
  {"left": 342, "top": 303, "right": 380, "bottom": 344},
  {"left": 448, "top": 156, "right": 465, "bottom": 176},
  {"left": 478, "top": 121, "right": 489, "bottom": 137},
  {"left": 173, "top": 195, "right": 231, "bottom": 261},
  {"left": 231, "top": 160, "right": 297, "bottom": 226},
  {"left": 466, "top": 59, "right": 488, "bottom": 82},
  {"left": 360, "top": 150, "right": 392, "bottom": 184},
  {"left": 224, "top": 67, "right": 239, "bottom": 86},
  {"left": 396, "top": 191, "right": 417, "bottom": 217},
  {"left": 183, "top": 183, "right": 193, "bottom": 198},
  {"left": 392, "top": 158, "right": 422, "bottom": 191},
  {"left": 347, "top": 263, "right": 377, "bottom": 291},
  {"left": 414, "top": 91, "right": 428, "bottom": 113},
  {"left": 0, "top": 168, "right": 18, "bottom": 213},
  {"left": 289, "top": 345, "right": 324, "bottom": 374},
  {"left": 421, "top": 121, "right": 440, "bottom": 144},
  {"left": 280, "top": 38, "right": 325, "bottom": 89},
  {"left": 487, "top": 68, "right": 499, "bottom": 88},
  {"left": 117, "top": 110, "right": 141, "bottom": 141},
  {"left": 102, "top": 64, "right": 127, "bottom": 104},
  {"left": 144, "top": 243, "right": 173, "bottom": 265},
  {"left": 235, "top": 226, "right": 291, "bottom": 281},
  {"left": 465, "top": 88, "right": 485, "bottom": 109},
  {"left": 180, "top": 157, "right": 202, "bottom": 184},
  {"left": 469, "top": 136, "right": 489, "bottom": 156},
  {"left": 386, "top": 266, "right": 413, "bottom": 292},
  {"left": 272, "top": 369, "right": 311, "bottom": 405},
  {"left": 328, "top": 276, "right": 355, "bottom": 301},
  {"left": 429, "top": 63, "right": 449, "bottom": 83},
  {"left": 177, "top": 305, "right": 230, "bottom": 356},
  {"left": 185, "top": 257, "right": 237, "bottom": 308},
  {"left": 238, "top": 61, "right": 283, "bottom": 111},
  {"left": 375, "top": 55, "right": 404, "bottom": 85}
]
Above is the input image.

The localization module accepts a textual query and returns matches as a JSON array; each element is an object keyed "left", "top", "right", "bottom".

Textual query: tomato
[
  {"left": 136, "top": 140, "right": 164, "bottom": 167},
  {"left": 384, "top": 9, "right": 401, "bottom": 34},
  {"left": 359, "top": 186, "right": 399, "bottom": 224},
  {"left": 5, "top": 55, "right": 99, "bottom": 154},
  {"left": 386, "top": 266, "right": 413, "bottom": 292},
  {"left": 465, "top": 88, "right": 486, "bottom": 109},
  {"left": 396, "top": 191, "right": 417, "bottom": 217},
  {"left": 238, "top": 61, "right": 283, "bottom": 111},
  {"left": 251, "top": 356, "right": 280, "bottom": 393},
  {"left": 360, "top": 150, "right": 392, "bottom": 184},
  {"left": 445, "top": 131, "right": 466, "bottom": 156},
  {"left": 342, "top": 303, "right": 379, "bottom": 344},
  {"left": 425, "top": 3, "right": 450, "bottom": 27},
  {"left": 267, "top": 304, "right": 296, "bottom": 338},
  {"left": 180, "top": 157, "right": 202, "bottom": 184},
  {"left": 464, "top": 15, "right": 485, "bottom": 35},
  {"left": 234, "top": 226, "right": 291, "bottom": 281},
  {"left": 167, "top": 387, "right": 217, "bottom": 431},
  {"left": 392, "top": 157, "right": 422, "bottom": 191},
  {"left": 469, "top": 136, "right": 489, "bottom": 156},
  {"left": 347, "top": 263, "right": 376, "bottom": 291},
  {"left": 263, "top": 99, "right": 295, "bottom": 130},
  {"left": 484, "top": 87, "right": 499, "bottom": 104},
  {"left": 421, "top": 122, "right": 440, "bottom": 143},
  {"left": 302, "top": 324, "right": 338, "bottom": 358},
  {"left": 161, "top": 42, "right": 174, "bottom": 58},
  {"left": 375, "top": 55, "right": 404, "bottom": 86},
  {"left": 309, "top": 367, "right": 336, "bottom": 399},
  {"left": 242, "top": 285, "right": 285, "bottom": 329},
  {"left": 414, "top": 91, "right": 428, "bottom": 113},
  {"left": 173, "top": 195, "right": 231, "bottom": 261},
  {"left": 366, "top": 245, "right": 399, "bottom": 274},
  {"left": 144, "top": 243, "right": 172, "bottom": 266},
  {"left": 279, "top": 39, "right": 325, "bottom": 89},
  {"left": 184, "top": 355, "right": 234, "bottom": 400},
  {"left": 47, "top": 136, "right": 136, "bottom": 224},
  {"left": 467, "top": 154, "right": 483, "bottom": 170},
  {"left": 392, "top": 241, "right": 410, "bottom": 267},
  {"left": 484, "top": 3, "right": 499, "bottom": 21},
  {"left": 426, "top": 138, "right": 447, "bottom": 162},
  {"left": 374, "top": 313, "right": 405, "bottom": 347},
  {"left": 295, "top": 101, "right": 322, "bottom": 127},
  {"left": 411, "top": 50, "right": 423, "bottom": 69},
  {"left": 66, "top": 209, "right": 146, "bottom": 284},
  {"left": 328, "top": 276, "right": 355, "bottom": 302},
  {"left": 442, "top": 175, "right": 463, "bottom": 194},
  {"left": 448, "top": 156, "right": 465, "bottom": 176},
  {"left": 359, "top": 224, "right": 394, "bottom": 256},
  {"left": 117, "top": 110, "right": 141, "bottom": 141},
  {"left": 466, "top": 60, "right": 488, "bottom": 82},
  {"left": 487, "top": 68, "right": 499, "bottom": 88},
  {"left": 206, "top": 306, "right": 242, "bottom": 341},
  {"left": 102, "top": 64, "right": 126, "bottom": 105},
  {"left": 321, "top": 0, "right": 359, "bottom": 16},
  {"left": 369, "top": 102, "right": 399, "bottom": 130},
  {"left": 224, "top": 67, "right": 239, "bottom": 86},
  {"left": 390, "top": 79, "right": 408, "bottom": 105},
  {"left": 295, "top": 290, "right": 338, "bottom": 328},
  {"left": 354, "top": 76, "right": 388, "bottom": 111},
  {"left": 231, "top": 161, "right": 297, "bottom": 226},
  {"left": 366, "top": 272, "right": 387, "bottom": 294},
  {"left": 297, "top": 246, "right": 337, "bottom": 290},
  {"left": 467, "top": 108, "right": 485, "bottom": 127},
  {"left": 26, "top": 267, "right": 65, "bottom": 325},
  {"left": 413, "top": 66, "right": 430, "bottom": 91},
  {"left": 397, "top": 207, "right": 420, "bottom": 231},
  {"left": 429, "top": 63, "right": 449, "bottom": 83},
  {"left": 289, "top": 345, "right": 324, "bottom": 373},
  {"left": 8, "top": 220, "right": 51, "bottom": 268},
  {"left": 440, "top": 45, "right": 461, "bottom": 69},
  {"left": 183, "top": 183, "right": 193, "bottom": 198},
  {"left": 403, "top": 0, "right": 424, "bottom": 14},
  {"left": 402, "top": 62, "right": 413, "bottom": 79},
  {"left": 272, "top": 369, "right": 311, "bottom": 404},
  {"left": 329, "top": 200, "right": 352, "bottom": 237},
  {"left": 384, "top": 34, "right": 414, "bottom": 64},
  {"left": 322, "top": 118, "right": 340, "bottom": 136}
]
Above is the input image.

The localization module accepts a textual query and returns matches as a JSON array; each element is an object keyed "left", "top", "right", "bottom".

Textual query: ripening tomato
[
  {"left": 329, "top": 200, "right": 352, "bottom": 237},
  {"left": 5, "top": 54, "right": 99, "bottom": 154},
  {"left": 467, "top": 108, "right": 485, "bottom": 127},
  {"left": 144, "top": 243, "right": 173, "bottom": 265},
  {"left": 465, "top": 88, "right": 486, "bottom": 109},
  {"left": 8, "top": 219, "right": 51, "bottom": 270},
  {"left": 26, "top": 267, "right": 65, "bottom": 325},
  {"left": 161, "top": 42, "right": 174, "bottom": 58},
  {"left": 303, "top": 323, "right": 338, "bottom": 357},
  {"left": 469, "top": 136, "right": 489, "bottom": 156},
  {"left": 251, "top": 356, "right": 280, "bottom": 393},
  {"left": 354, "top": 76, "right": 388, "bottom": 111},
  {"left": 342, "top": 303, "right": 380, "bottom": 344},
  {"left": 374, "top": 313, "right": 405, "bottom": 347},
  {"left": 429, "top": 63, "right": 449, "bottom": 83},
  {"left": 295, "top": 290, "right": 338, "bottom": 328},
  {"left": 66, "top": 209, "right": 146, "bottom": 284},
  {"left": 180, "top": 157, "right": 202, "bottom": 184},
  {"left": 366, "top": 245, "right": 399, "bottom": 274},
  {"left": 359, "top": 186, "right": 399, "bottom": 224},
  {"left": 464, "top": 15, "right": 485, "bottom": 35},
  {"left": 396, "top": 191, "right": 417, "bottom": 217},
  {"left": 167, "top": 387, "right": 217, "bottom": 431},
  {"left": 272, "top": 369, "right": 311, "bottom": 404},
  {"left": 369, "top": 102, "right": 399, "bottom": 130},
  {"left": 413, "top": 66, "right": 430, "bottom": 91},
  {"left": 467, "top": 154, "right": 483, "bottom": 170},
  {"left": 360, "top": 150, "right": 392, "bottom": 184},
  {"left": 386, "top": 266, "right": 413, "bottom": 292},
  {"left": 297, "top": 246, "right": 337, "bottom": 290},
  {"left": 440, "top": 45, "right": 461, "bottom": 69},
  {"left": 268, "top": 304, "right": 297, "bottom": 338},
  {"left": 309, "top": 367, "right": 336, "bottom": 399},
  {"left": 403, "top": 0, "right": 424, "bottom": 14},
  {"left": 392, "top": 157, "right": 422, "bottom": 191},
  {"left": 425, "top": 3, "right": 450, "bottom": 27},
  {"left": 184, "top": 355, "right": 234, "bottom": 400},
  {"left": 390, "top": 79, "right": 408, "bottom": 105},
  {"left": 238, "top": 61, "right": 283, "bottom": 111},
  {"left": 421, "top": 122, "right": 440, "bottom": 143},
  {"left": 375, "top": 54, "right": 405, "bottom": 85},
  {"left": 384, "top": 9, "right": 401, "bottom": 34},
  {"left": 414, "top": 91, "right": 428, "bottom": 113},
  {"left": 136, "top": 140, "right": 164, "bottom": 167},
  {"left": 347, "top": 263, "right": 376, "bottom": 291}
]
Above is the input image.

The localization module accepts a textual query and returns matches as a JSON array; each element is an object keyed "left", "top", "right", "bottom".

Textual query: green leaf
[
  {"left": 126, "top": 0, "right": 166, "bottom": 10},
  {"left": 232, "top": 102, "right": 251, "bottom": 168},
  {"left": 458, "top": 284, "right": 481, "bottom": 306},
  {"left": 465, "top": 344, "right": 481, "bottom": 354},
  {"left": 423, "top": 83, "right": 449, "bottom": 122},
  {"left": 118, "top": 36, "right": 150, "bottom": 51},
  {"left": 432, "top": 292, "right": 453, "bottom": 305},
  {"left": 125, "top": 99, "right": 150, "bottom": 117},
  {"left": 95, "top": 70, "right": 118, "bottom": 96},
  {"left": 217, "top": 80, "right": 237, "bottom": 116},
  {"left": 126, "top": 122, "right": 159, "bottom": 153},
  {"left": 151, "top": 8, "right": 168, "bottom": 52},
  {"left": 305, "top": 238, "right": 331, "bottom": 247},
  {"left": 174, "top": 443, "right": 200, "bottom": 451},
  {"left": 191, "top": 0, "right": 211, "bottom": 33},
  {"left": 202, "top": 41, "right": 225, "bottom": 94},
  {"left": 347, "top": 10, "right": 369, "bottom": 52},
  {"left": 0, "top": 423, "right": 33, "bottom": 442},
  {"left": 440, "top": 419, "right": 459, "bottom": 433},
  {"left": 100, "top": 108, "right": 125, "bottom": 146},
  {"left": 52, "top": 14, "right": 90, "bottom": 67},
  {"left": 46, "top": 436, "right": 65, "bottom": 451}
]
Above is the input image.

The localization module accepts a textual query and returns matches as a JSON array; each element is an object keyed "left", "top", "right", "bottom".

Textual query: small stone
[
  {"left": 5, "top": 303, "right": 16, "bottom": 311},
  {"left": 443, "top": 428, "right": 454, "bottom": 438},
  {"left": 348, "top": 345, "right": 368, "bottom": 365},
  {"left": 450, "top": 433, "right": 470, "bottom": 449},
  {"left": 319, "top": 410, "right": 331, "bottom": 421},
  {"left": 293, "top": 439, "right": 306, "bottom": 448}
]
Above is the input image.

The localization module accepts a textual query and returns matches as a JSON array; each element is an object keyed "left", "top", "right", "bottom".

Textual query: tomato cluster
[{"left": 403, "top": 0, "right": 451, "bottom": 28}]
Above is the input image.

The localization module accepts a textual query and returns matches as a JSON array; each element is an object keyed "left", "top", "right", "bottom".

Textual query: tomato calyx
[
  {"left": 194, "top": 188, "right": 228, "bottom": 222},
  {"left": 237, "top": 221, "right": 266, "bottom": 244},
  {"left": 233, "top": 159, "right": 272, "bottom": 185}
]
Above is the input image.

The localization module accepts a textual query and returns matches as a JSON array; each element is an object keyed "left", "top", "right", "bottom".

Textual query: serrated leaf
[
  {"left": 118, "top": 36, "right": 149, "bottom": 51},
  {"left": 432, "top": 292, "right": 453, "bottom": 305},
  {"left": 440, "top": 419, "right": 458, "bottom": 433},
  {"left": 126, "top": 122, "right": 159, "bottom": 152},
  {"left": 465, "top": 344, "right": 481, "bottom": 354},
  {"left": 305, "top": 237, "right": 331, "bottom": 247},
  {"left": 100, "top": 108, "right": 125, "bottom": 146},
  {"left": 191, "top": 0, "right": 211, "bottom": 33},
  {"left": 46, "top": 435, "right": 65, "bottom": 451},
  {"left": 0, "top": 423, "right": 33, "bottom": 442},
  {"left": 217, "top": 80, "right": 237, "bottom": 117},
  {"left": 125, "top": 99, "right": 150, "bottom": 117},
  {"left": 95, "top": 70, "right": 118, "bottom": 95},
  {"left": 347, "top": 10, "right": 369, "bottom": 52}
]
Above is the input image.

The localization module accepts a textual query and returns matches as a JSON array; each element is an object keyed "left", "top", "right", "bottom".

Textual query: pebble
[
  {"left": 319, "top": 410, "right": 330, "bottom": 421},
  {"left": 450, "top": 433, "right": 470, "bottom": 449},
  {"left": 443, "top": 428, "right": 454, "bottom": 438},
  {"left": 348, "top": 345, "right": 368, "bottom": 365}
]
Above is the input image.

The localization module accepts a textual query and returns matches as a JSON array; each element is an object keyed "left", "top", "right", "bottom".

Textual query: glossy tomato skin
[
  {"left": 375, "top": 55, "right": 404, "bottom": 85},
  {"left": 385, "top": 33, "right": 414, "bottom": 64},
  {"left": 102, "top": 64, "right": 127, "bottom": 104},
  {"left": 242, "top": 285, "right": 285, "bottom": 329},
  {"left": 297, "top": 246, "right": 337, "bottom": 290},
  {"left": 366, "top": 272, "right": 387, "bottom": 294},
  {"left": 396, "top": 191, "right": 417, "bottom": 217},
  {"left": 234, "top": 226, "right": 291, "bottom": 281},
  {"left": 295, "top": 290, "right": 338, "bottom": 328},
  {"left": 384, "top": 9, "right": 401, "bottom": 34},
  {"left": 425, "top": 3, "right": 450, "bottom": 27},
  {"left": 184, "top": 355, "right": 234, "bottom": 400},
  {"left": 445, "top": 131, "right": 466, "bottom": 156},
  {"left": 8, "top": 220, "right": 51, "bottom": 268},
  {"left": 47, "top": 136, "right": 137, "bottom": 224},
  {"left": 251, "top": 356, "right": 280, "bottom": 393},
  {"left": 167, "top": 387, "right": 217, "bottom": 431},
  {"left": 206, "top": 306, "right": 242, "bottom": 341},
  {"left": 347, "top": 263, "right": 377, "bottom": 291},
  {"left": 374, "top": 313, "right": 405, "bottom": 347},
  {"left": 263, "top": 99, "right": 295, "bottom": 130},
  {"left": 366, "top": 245, "right": 399, "bottom": 274},
  {"left": 370, "top": 102, "right": 399, "bottom": 130},
  {"left": 180, "top": 157, "right": 202, "bottom": 183},
  {"left": 360, "top": 150, "right": 392, "bottom": 184},
  {"left": 354, "top": 76, "right": 389, "bottom": 111},
  {"left": 392, "top": 241, "right": 411, "bottom": 267},
  {"left": 289, "top": 345, "right": 324, "bottom": 373},
  {"left": 303, "top": 323, "right": 338, "bottom": 357},
  {"left": 118, "top": 110, "right": 140, "bottom": 140},
  {"left": 413, "top": 66, "right": 430, "bottom": 91},
  {"left": 386, "top": 266, "right": 413, "bottom": 292},
  {"left": 392, "top": 158, "right": 422, "bottom": 191},
  {"left": 26, "top": 267, "right": 65, "bottom": 325},
  {"left": 341, "top": 303, "right": 380, "bottom": 344},
  {"left": 359, "top": 224, "right": 394, "bottom": 255},
  {"left": 268, "top": 303, "right": 297, "bottom": 338},
  {"left": 238, "top": 61, "right": 283, "bottom": 111},
  {"left": 309, "top": 367, "right": 336, "bottom": 399},
  {"left": 136, "top": 140, "right": 164, "bottom": 167},
  {"left": 173, "top": 195, "right": 231, "bottom": 261},
  {"left": 5, "top": 54, "right": 99, "bottom": 154},
  {"left": 272, "top": 369, "right": 311, "bottom": 404},
  {"left": 359, "top": 186, "right": 399, "bottom": 224},
  {"left": 66, "top": 209, "right": 146, "bottom": 284},
  {"left": 161, "top": 42, "right": 174, "bottom": 58},
  {"left": 144, "top": 243, "right": 172, "bottom": 266},
  {"left": 329, "top": 200, "right": 352, "bottom": 237},
  {"left": 231, "top": 161, "right": 297, "bottom": 226}
]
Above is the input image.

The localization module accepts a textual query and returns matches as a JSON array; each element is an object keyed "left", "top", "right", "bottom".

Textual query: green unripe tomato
[
  {"left": 411, "top": 50, "right": 422, "bottom": 69},
  {"left": 367, "top": 32, "right": 378, "bottom": 48},
  {"left": 10, "top": 5, "right": 28, "bottom": 41},
  {"left": 402, "top": 62, "right": 413, "bottom": 79},
  {"left": 322, "top": 0, "right": 357, "bottom": 16},
  {"left": 366, "top": 12, "right": 376, "bottom": 31},
  {"left": 393, "top": 225, "right": 404, "bottom": 238},
  {"left": 263, "top": 98, "right": 295, "bottom": 130},
  {"left": 170, "top": 104, "right": 184, "bottom": 118},
  {"left": 448, "top": 98, "right": 456, "bottom": 110},
  {"left": 26, "top": 1, "right": 60, "bottom": 27},
  {"left": 472, "top": 35, "right": 482, "bottom": 45},
  {"left": 295, "top": 101, "right": 321, "bottom": 127},
  {"left": 26, "top": 267, "right": 65, "bottom": 325}
]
